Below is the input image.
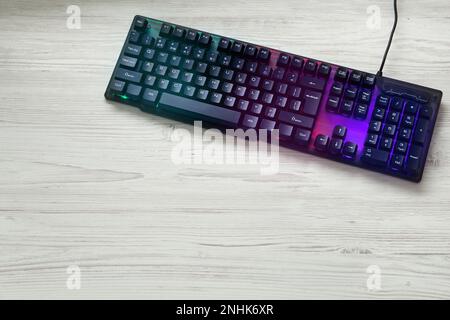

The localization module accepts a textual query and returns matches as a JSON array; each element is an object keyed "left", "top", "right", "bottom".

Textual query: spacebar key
[{"left": 158, "top": 93, "right": 241, "bottom": 127}]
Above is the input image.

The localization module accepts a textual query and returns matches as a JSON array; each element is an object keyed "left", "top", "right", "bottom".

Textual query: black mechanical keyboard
[{"left": 105, "top": 15, "right": 443, "bottom": 182}]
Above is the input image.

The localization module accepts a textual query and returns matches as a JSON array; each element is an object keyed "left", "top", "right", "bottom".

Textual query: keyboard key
[
  {"left": 183, "top": 85, "right": 196, "bottom": 97},
  {"left": 231, "top": 42, "right": 245, "bottom": 54},
  {"left": 170, "top": 82, "right": 183, "bottom": 94},
  {"left": 218, "top": 38, "right": 231, "bottom": 51},
  {"left": 209, "top": 92, "right": 223, "bottom": 104},
  {"left": 134, "top": 17, "right": 148, "bottom": 30},
  {"left": 244, "top": 45, "right": 257, "bottom": 58},
  {"left": 341, "top": 100, "right": 354, "bottom": 115},
  {"left": 115, "top": 68, "right": 142, "bottom": 83},
  {"left": 155, "top": 65, "right": 168, "bottom": 76},
  {"left": 142, "top": 88, "right": 159, "bottom": 103},
  {"left": 419, "top": 105, "right": 433, "bottom": 119},
  {"left": 143, "top": 48, "right": 155, "bottom": 60},
  {"left": 159, "top": 93, "right": 241, "bottom": 127},
  {"left": 362, "top": 74, "right": 376, "bottom": 87},
  {"left": 158, "top": 78, "right": 169, "bottom": 90},
  {"left": 361, "top": 147, "right": 389, "bottom": 167},
  {"left": 304, "top": 60, "right": 317, "bottom": 73},
  {"left": 260, "top": 119, "right": 275, "bottom": 131},
  {"left": 198, "top": 33, "right": 212, "bottom": 46},
  {"left": 405, "top": 101, "right": 418, "bottom": 114},
  {"left": 245, "top": 61, "right": 258, "bottom": 74},
  {"left": 390, "top": 154, "right": 404, "bottom": 170},
  {"left": 124, "top": 44, "right": 142, "bottom": 56},
  {"left": 251, "top": 103, "right": 263, "bottom": 114},
  {"left": 221, "top": 82, "right": 233, "bottom": 93},
  {"left": 390, "top": 97, "right": 403, "bottom": 111},
  {"left": 144, "top": 75, "right": 156, "bottom": 86},
  {"left": 142, "top": 61, "right": 154, "bottom": 73},
  {"left": 257, "top": 64, "right": 272, "bottom": 77},
  {"left": 262, "top": 92, "right": 273, "bottom": 104},
  {"left": 413, "top": 118, "right": 429, "bottom": 145},
  {"left": 300, "top": 76, "right": 325, "bottom": 91},
  {"left": 248, "top": 75, "right": 261, "bottom": 88},
  {"left": 185, "top": 29, "right": 199, "bottom": 42},
  {"left": 395, "top": 141, "right": 408, "bottom": 154},
  {"left": 329, "top": 138, "right": 343, "bottom": 155},
  {"left": 318, "top": 64, "right": 331, "bottom": 77},
  {"left": 387, "top": 111, "right": 400, "bottom": 124},
  {"left": 327, "top": 96, "right": 340, "bottom": 113},
  {"left": 399, "top": 128, "right": 412, "bottom": 141},
  {"left": 406, "top": 145, "right": 423, "bottom": 176},
  {"left": 402, "top": 114, "right": 415, "bottom": 128},
  {"left": 291, "top": 56, "right": 304, "bottom": 70},
  {"left": 160, "top": 24, "right": 173, "bottom": 36},
  {"left": 343, "top": 142, "right": 357, "bottom": 158},
  {"left": 264, "top": 107, "right": 277, "bottom": 119},
  {"left": 289, "top": 100, "right": 301, "bottom": 111},
  {"left": 365, "top": 134, "right": 378, "bottom": 147},
  {"left": 359, "top": 89, "right": 371, "bottom": 103},
  {"left": 157, "top": 52, "right": 169, "bottom": 63},
  {"left": 172, "top": 26, "right": 186, "bottom": 38},
  {"left": 294, "top": 129, "right": 311, "bottom": 146},
  {"left": 194, "top": 75, "right": 207, "bottom": 86},
  {"left": 120, "top": 55, "right": 137, "bottom": 68},
  {"left": 331, "top": 82, "right": 344, "bottom": 95},
  {"left": 141, "top": 34, "right": 153, "bottom": 46},
  {"left": 110, "top": 79, "right": 125, "bottom": 93},
  {"left": 129, "top": 30, "right": 140, "bottom": 43},
  {"left": 288, "top": 86, "right": 302, "bottom": 98},
  {"left": 170, "top": 55, "right": 182, "bottom": 67},
  {"left": 344, "top": 86, "right": 358, "bottom": 100},
  {"left": 196, "top": 88, "right": 209, "bottom": 100},
  {"left": 247, "top": 89, "right": 260, "bottom": 101},
  {"left": 277, "top": 54, "right": 290, "bottom": 67},
  {"left": 278, "top": 111, "right": 314, "bottom": 129},
  {"left": 237, "top": 99, "right": 249, "bottom": 111},
  {"left": 275, "top": 83, "right": 288, "bottom": 95},
  {"left": 155, "top": 38, "right": 166, "bottom": 49},
  {"left": 335, "top": 68, "right": 348, "bottom": 82},
  {"left": 242, "top": 114, "right": 258, "bottom": 128},
  {"left": 314, "top": 134, "right": 329, "bottom": 151},
  {"left": 369, "top": 121, "right": 382, "bottom": 133},
  {"left": 372, "top": 107, "right": 385, "bottom": 121},
  {"left": 257, "top": 48, "right": 270, "bottom": 60},
  {"left": 376, "top": 95, "right": 389, "bottom": 108},
  {"left": 275, "top": 96, "right": 287, "bottom": 108},
  {"left": 354, "top": 104, "right": 368, "bottom": 119},
  {"left": 350, "top": 71, "right": 362, "bottom": 84},
  {"left": 126, "top": 83, "right": 142, "bottom": 98},
  {"left": 333, "top": 125, "right": 347, "bottom": 138},
  {"left": 223, "top": 96, "right": 236, "bottom": 107},
  {"left": 383, "top": 124, "right": 396, "bottom": 137},
  {"left": 380, "top": 137, "right": 393, "bottom": 151},
  {"left": 279, "top": 123, "right": 293, "bottom": 139},
  {"left": 302, "top": 90, "right": 322, "bottom": 116}
]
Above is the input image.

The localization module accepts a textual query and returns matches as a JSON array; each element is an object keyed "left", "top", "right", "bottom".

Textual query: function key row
[{"left": 159, "top": 23, "right": 212, "bottom": 46}]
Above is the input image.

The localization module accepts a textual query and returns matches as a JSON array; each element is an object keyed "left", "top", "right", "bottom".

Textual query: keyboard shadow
[{"left": 105, "top": 99, "right": 427, "bottom": 193}]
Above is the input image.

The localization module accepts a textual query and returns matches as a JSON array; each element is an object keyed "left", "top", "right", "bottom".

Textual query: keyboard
[{"left": 105, "top": 15, "right": 443, "bottom": 182}]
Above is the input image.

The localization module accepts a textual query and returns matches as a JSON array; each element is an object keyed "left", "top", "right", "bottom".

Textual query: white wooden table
[{"left": 1, "top": 0, "right": 449, "bottom": 299}]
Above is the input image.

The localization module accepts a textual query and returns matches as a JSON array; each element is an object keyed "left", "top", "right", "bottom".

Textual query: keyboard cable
[{"left": 376, "top": 0, "right": 398, "bottom": 77}]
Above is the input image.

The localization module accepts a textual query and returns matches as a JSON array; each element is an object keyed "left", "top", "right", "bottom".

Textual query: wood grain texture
[{"left": 1, "top": 0, "right": 450, "bottom": 299}]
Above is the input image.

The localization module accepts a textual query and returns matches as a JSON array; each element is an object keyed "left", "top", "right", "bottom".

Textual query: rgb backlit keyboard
[{"left": 105, "top": 16, "right": 443, "bottom": 182}]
